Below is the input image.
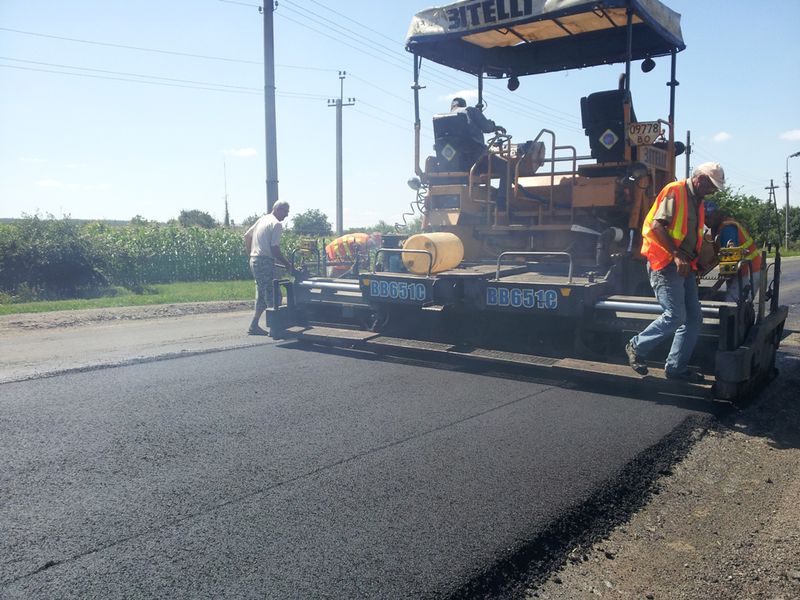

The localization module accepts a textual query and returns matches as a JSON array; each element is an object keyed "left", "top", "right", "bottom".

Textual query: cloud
[
  {"left": 779, "top": 129, "right": 800, "bottom": 141},
  {"left": 37, "top": 179, "right": 64, "bottom": 188},
  {"left": 712, "top": 131, "right": 732, "bottom": 142},
  {"left": 440, "top": 89, "right": 479, "bottom": 104},
  {"left": 225, "top": 148, "right": 258, "bottom": 158}
]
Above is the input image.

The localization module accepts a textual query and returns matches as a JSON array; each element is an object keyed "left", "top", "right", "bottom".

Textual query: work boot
[
  {"left": 247, "top": 326, "right": 269, "bottom": 336},
  {"left": 625, "top": 341, "right": 648, "bottom": 375}
]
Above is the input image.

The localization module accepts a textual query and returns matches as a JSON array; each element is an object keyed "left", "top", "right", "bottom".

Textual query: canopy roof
[{"left": 405, "top": 0, "right": 685, "bottom": 77}]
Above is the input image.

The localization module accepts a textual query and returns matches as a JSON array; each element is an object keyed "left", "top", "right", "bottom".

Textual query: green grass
[{"left": 0, "top": 281, "right": 254, "bottom": 316}]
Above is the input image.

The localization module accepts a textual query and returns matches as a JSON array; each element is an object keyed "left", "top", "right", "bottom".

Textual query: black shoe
[
  {"left": 665, "top": 370, "right": 705, "bottom": 383},
  {"left": 625, "top": 341, "right": 648, "bottom": 375},
  {"left": 247, "top": 326, "right": 269, "bottom": 336}
]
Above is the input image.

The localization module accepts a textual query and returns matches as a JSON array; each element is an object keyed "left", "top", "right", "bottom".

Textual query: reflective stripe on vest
[{"left": 640, "top": 180, "right": 705, "bottom": 271}]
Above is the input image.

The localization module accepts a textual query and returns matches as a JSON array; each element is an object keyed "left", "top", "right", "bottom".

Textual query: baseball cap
[
  {"left": 451, "top": 97, "right": 467, "bottom": 108},
  {"left": 693, "top": 162, "right": 725, "bottom": 191}
]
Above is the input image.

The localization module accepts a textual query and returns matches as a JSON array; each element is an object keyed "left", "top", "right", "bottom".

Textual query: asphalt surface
[
  {"left": 1, "top": 257, "right": 797, "bottom": 599},
  {"left": 0, "top": 343, "right": 718, "bottom": 599}
]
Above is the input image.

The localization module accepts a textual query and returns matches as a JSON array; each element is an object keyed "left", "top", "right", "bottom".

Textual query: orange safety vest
[
  {"left": 640, "top": 180, "right": 705, "bottom": 271},
  {"left": 325, "top": 232, "right": 370, "bottom": 261},
  {"left": 720, "top": 218, "right": 762, "bottom": 273}
]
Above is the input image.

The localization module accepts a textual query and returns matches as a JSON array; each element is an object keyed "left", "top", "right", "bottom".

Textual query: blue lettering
[
  {"left": 510, "top": 288, "right": 522, "bottom": 307},
  {"left": 498, "top": 287, "right": 510, "bottom": 306},
  {"left": 486, "top": 287, "right": 497, "bottom": 306},
  {"left": 370, "top": 280, "right": 379, "bottom": 297}
]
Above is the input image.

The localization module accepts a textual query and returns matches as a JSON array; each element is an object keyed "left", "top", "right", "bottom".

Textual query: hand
[{"left": 674, "top": 252, "right": 691, "bottom": 277}]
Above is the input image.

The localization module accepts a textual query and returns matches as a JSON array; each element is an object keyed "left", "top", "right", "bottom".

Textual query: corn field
[{"left": 0, "top": 217, "right": 272, "bottom": 299}]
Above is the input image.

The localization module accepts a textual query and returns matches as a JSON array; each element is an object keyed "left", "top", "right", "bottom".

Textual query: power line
[
  {"left": 1, "top": 57, "right": 262, "bottom": 91},
  {"left": 0, "top": 26, "right": 262, "bottom": 65},
  {"left": 0, "top": 62, "right": 327, "bottom": 100},
  {"left": 0, "top": 63, "right": 262, "bottom": 94}
]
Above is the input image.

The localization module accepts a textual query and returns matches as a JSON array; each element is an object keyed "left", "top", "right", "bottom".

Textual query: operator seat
[
  {"left": 580, "top": 89, "right": 636, "bottom": 164},
  {"left": 431, "top": 112, "right": 485, "bottom": 173}
]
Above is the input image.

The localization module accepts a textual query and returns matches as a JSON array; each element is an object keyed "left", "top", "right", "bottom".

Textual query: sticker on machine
[{"left": 486, "top": 287, "right": 558, "bottom": 309}]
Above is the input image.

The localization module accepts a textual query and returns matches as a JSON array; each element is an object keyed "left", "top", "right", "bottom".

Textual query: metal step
[
  {"left": 285, "top": 325, "right": 378, "bottom": 342},
  {"left": 281, "top": 325, "right": 713, "bottom": 393}
]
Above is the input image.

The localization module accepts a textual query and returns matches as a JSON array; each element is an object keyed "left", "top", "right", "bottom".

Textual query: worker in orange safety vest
[
  {"left": 325, "top": 232, "right": 382, "bottom": 262},
  {"left": 703, "top": 201, "right": 762, "bottom": 302},
  {"left": 625, "top": 162, "right": 725, "bottom": 383}
]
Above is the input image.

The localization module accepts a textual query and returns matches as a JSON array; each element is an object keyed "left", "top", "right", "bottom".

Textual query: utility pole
[
  {"left": 765, "top": 179, "right": 779, "bottom": 247},
  {"left": 327, "top": 71, "right": 355, "bottom": 235},
  {"left": 223, "top": 161, "right": 230, "bottom": 227},
  {"left": 786, "top": 151, "right": 800, "bottom": 248},
  {"left": 684, "top": 130, "right": 691, "bottom": 179},
  {"left": 262, "top": 1, "right": 279, "bottom": 212}
]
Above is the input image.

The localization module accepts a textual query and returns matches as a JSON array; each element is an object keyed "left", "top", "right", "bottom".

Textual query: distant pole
[
  {"left": 327, "top": 71, "right": 355, "bottom": 235},
  {"left": 685, "top": 130, "right": 691, "bottom": 179},
  {"left": 223, "top": 161, "right": 230, "bottom": 227},
  {"left": 786, "top": 152, "right": 800, "bottom": 248},
  {"left": 765, "top": 179, "right": 778, "bottom": 246},
  {"left": 263, "top": 1, "right": 279, "bottom": 211}
]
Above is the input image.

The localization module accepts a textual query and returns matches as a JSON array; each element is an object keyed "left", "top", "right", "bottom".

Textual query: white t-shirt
[{"left": 247, "top": 214, "right": 283, "bottom": 258}]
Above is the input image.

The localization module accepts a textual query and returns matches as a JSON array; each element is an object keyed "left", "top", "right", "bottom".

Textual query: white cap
[{"left": 693, "top": 162, "right": 725, "bottom": 191}]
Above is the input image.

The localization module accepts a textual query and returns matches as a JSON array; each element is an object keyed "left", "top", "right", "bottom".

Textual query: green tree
[
  {"left": 178, "top": 209, "right": 217, "bottom": 229},
  {"left": 292, "top": 209, "right": 332, "bottom": 236},
  {"left": 240, "top": 214, "right": 261, "bottom": 229}
]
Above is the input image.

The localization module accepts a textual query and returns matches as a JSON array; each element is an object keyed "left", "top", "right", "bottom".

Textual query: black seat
[
  {"left": 431, "top": 112, "right": 485, "bottom": 173},
  {"left": 580, "top": 90, "right": 636, "bottom": 163}
]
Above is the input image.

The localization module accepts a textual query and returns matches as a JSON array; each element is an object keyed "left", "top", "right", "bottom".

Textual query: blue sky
[{"left": 1, "top": 0, "right": 799, "bottom": 229}]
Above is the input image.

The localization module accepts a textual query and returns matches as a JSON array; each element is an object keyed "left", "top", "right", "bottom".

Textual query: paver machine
[{"left": 270, "top": 0, "right": 788, "bottom": 402}]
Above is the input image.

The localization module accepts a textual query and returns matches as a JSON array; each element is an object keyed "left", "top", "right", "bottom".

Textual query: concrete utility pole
[
  {"left": 765, "top": 179, "right": 779, "bottom": 246},
  {"left": 786, "top": 151, "right": 800, "bottom": 248},
  {"left": 223, "top": 161, "right": 230, "bottom": 227},
  {"left": 327, "top": 71, "right": 355, "bottom": 235},
  {"left": 685, "top": 130, "right": 691, "bottom": 179},
  {"left": 262, "top": 1, "right": 279, "bottom": 212}
]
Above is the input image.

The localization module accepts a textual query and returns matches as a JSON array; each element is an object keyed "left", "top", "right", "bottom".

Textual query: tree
[
  {"left": 178, "top": 209, "right": 217, "bottom": 229},
  {"left": 292, "top": 209, "right": 332, "bottom": 237},
  {"left": 240, "top": 214, "right": 261, "bottom": 229}
]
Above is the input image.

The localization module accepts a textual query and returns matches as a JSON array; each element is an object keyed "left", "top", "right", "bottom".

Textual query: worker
[
  {"left": 451, "top": 97, "right": 508, "bottom": 207},
  {"left": 244, "top": 200, "right": 291, "bottom": 335},
  {"left": 325, "top": 231, "right": 382, "bottom": 262},
  {"left": 450, "top": 97, "right": 505, "bottom": 147},
  {"left": 703, "top": 201, "right": 762, "bottom": 302},
  {"left": 625, "top": 162, "right": 726, "bottom": 382}
]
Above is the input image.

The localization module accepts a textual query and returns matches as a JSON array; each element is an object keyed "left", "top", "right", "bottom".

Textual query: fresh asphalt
[
  {"left": 1, "top": 343, "right": 720, "bottom": 599},
  {"left": 3, "top": 258, "right": 797, "bottom": 599}
]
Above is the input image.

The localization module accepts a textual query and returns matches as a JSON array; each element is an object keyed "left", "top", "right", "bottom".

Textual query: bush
[{"left": 0, "top": 215, "right": 107, "bottom": 299}]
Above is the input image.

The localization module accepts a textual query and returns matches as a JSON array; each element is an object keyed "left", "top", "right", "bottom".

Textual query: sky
[{"left": 1, "top": 0, "right": 799, "bottom": 230}]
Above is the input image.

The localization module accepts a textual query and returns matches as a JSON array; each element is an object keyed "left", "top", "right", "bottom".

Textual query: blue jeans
[{"left": 630, "top": 263, "right": 702, "bottom": 375}]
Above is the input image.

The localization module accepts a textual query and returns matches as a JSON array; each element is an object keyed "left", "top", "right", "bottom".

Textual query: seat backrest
[
  {"left": 431, "top": 112, "right": 484, "bottom": 172},
  {"left": 580, "top": 89, "right": 636, "bottom": 163}
]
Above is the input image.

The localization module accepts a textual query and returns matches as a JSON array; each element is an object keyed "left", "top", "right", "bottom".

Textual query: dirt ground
[
  {"left": 528, "top": 330, "right": 800, "bottom": 600},
  {"left": 3, "top": 304, "right": 799, "bottom": 599}
]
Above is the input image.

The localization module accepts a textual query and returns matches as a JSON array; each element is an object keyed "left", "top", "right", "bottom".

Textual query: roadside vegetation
[
  {"left": 0, "top": 209, "right": 422, "bottom": 313},
  {"left": 0, "top": 195, "right": 794, "bottom": 314}
]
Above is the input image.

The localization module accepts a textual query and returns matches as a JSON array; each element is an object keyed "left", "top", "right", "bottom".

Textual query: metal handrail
[
  {"left": 495, "top": 251, "right": 573, "bottom": 283},
  {"left": 374, "top": 248, "right": 434, "bottom": 278}
]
